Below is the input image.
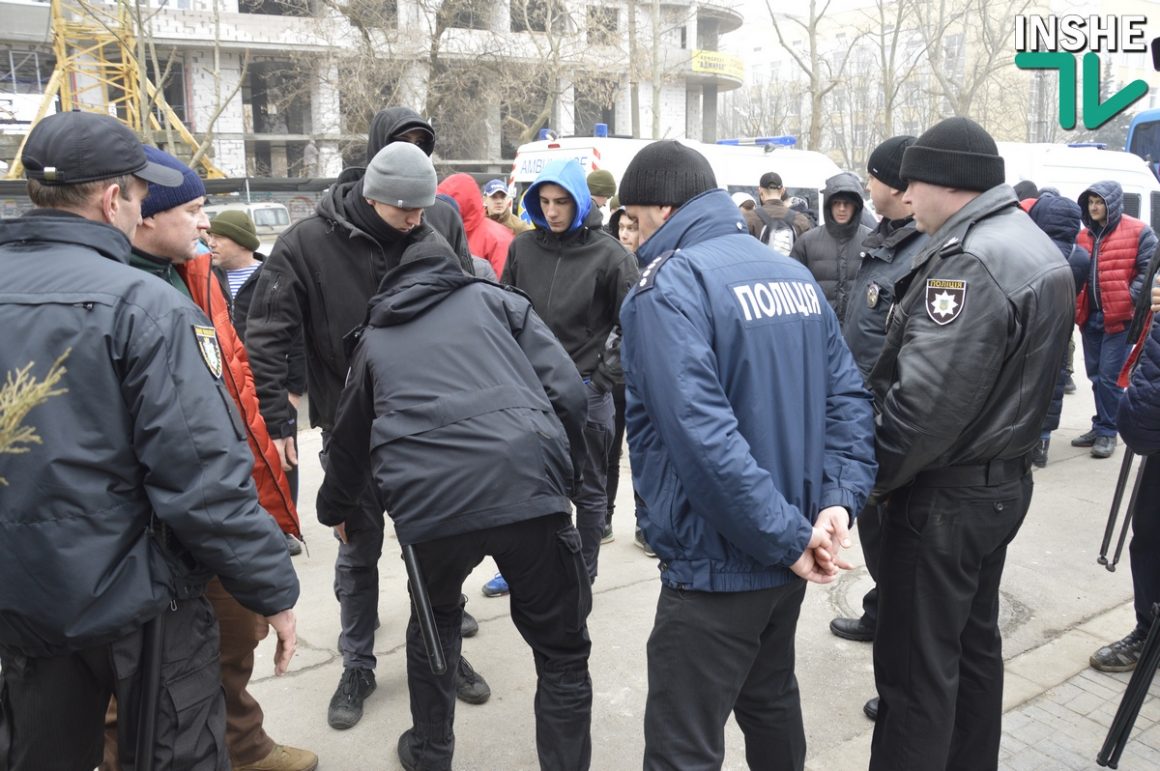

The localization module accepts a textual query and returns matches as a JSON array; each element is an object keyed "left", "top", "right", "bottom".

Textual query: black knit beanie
[
  {"left": 900, "top": 117, "right": 1004, "bottom": 192},
  {"left": 619, "top": 140, "right": 717, "bottom": 208},
  {"left": 867, "top": 135, "right": 916, "bottom": 192}
]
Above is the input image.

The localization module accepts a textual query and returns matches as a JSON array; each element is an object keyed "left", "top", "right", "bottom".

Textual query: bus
[{"left": 1125, "top": 108, "right": 1160, "bottom": 178}]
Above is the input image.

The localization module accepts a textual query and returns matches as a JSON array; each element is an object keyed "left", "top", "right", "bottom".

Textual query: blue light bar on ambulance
[{"left": 716, "top": 136, "right": 798, "bottom": 147}]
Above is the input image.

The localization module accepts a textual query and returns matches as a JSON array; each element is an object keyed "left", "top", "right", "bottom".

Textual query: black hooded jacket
[
  {"left": 790, "top": 172, "right": 872, "bottom": 324},
  {"left": 352, "top": 106, "right": 472, "bottom": 272},
  {"left": 245, "top": 177, "right": 450, "bottom": 435},
  {"left": 316, "top": 244, "right": 589, "bottom": 544}
]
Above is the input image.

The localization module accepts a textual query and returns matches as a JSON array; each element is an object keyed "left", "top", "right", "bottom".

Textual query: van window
[
  {"left": 254, "top": 208, "right": 290, "bottom": 227},
  {"left": 1152, "top": 192, "right": 1160, "bottom": 234},
  {"left": 1123, "top": 193, "right": 1141, "bottom": 219}
]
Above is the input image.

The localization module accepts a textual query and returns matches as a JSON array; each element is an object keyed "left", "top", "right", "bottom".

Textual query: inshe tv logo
[{"left": 1015, "top": 15, "right": 1154, "bottom": 130}]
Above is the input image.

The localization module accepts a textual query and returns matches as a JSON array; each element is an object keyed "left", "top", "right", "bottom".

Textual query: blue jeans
[{"left": 1081, "top": 313, "right": 1129, "bottom": 437}]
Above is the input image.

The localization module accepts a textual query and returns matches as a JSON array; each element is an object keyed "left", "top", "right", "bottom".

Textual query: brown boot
[{"left": 233, "top": 744, "right": 318, "bottom": 771}]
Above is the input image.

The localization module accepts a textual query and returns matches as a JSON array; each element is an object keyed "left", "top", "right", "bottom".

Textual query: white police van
[{"left": 998, "top": 142, "right": 1160, "bottom": 233}]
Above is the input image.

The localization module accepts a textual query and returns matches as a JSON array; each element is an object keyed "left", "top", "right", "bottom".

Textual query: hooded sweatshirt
[
  {"left": 790, "top": 172, "right": 872, "bottom": 324},
  {"left": 501, "top": 159, "right": 640, "bottom": 378},
  {"left": 316, "top": 242, "right": 589, "bottom": 543},
  {"left": 437, "top": 172, "right": 514, "bottom": 276}
]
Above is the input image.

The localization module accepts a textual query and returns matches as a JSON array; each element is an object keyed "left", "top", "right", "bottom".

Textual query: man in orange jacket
[{"left": 102, "top": 147, "right": 315, "bottom": 771}]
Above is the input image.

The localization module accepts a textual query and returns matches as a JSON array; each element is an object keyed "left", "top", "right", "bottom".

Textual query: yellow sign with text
[{"left": 691, "top": 50, "right": 744, "bottom": 82}]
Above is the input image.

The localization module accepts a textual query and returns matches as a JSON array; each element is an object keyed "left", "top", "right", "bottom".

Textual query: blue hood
[
  {"left": 1078, "top": 180, "right": 1123, "bottom": 233},
  {"left": 523, "top": 159, "right": 592, "bottom": 233}
]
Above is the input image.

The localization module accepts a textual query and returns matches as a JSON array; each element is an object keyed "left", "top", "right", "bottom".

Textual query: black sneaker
[
  {"left": 634, "top": 528, "right": 656, "bottom": 557},
  {"left": 1072, "top": 430, "right": 1099, "bottom": 447},
  {"left": 1031, "top": 439, "right": 1049, "bottom": 469},
  {"left": 397, "top": 729, "right": 418, "bottom": 771},
  {"left": 864, "top": 696, "right": 879, "bottom": 721},
  {"left": 456, "top": 656, "right": 491, "bottom": 705},
  {"left": 1090, "top": 628, "right": 1147, "bottom": 672},
  {"left": 1092, "top": 435, "right": 1117, "bottom": 459},
  {"left": 601, "top": 523, "right": 615, "bottom": 544},
  {"left": 461, "top": 609, "right": 479, "bottom": 639},
  {"left": 328, "top": 667, "right": 376, "bottom": 729},
  {"left": 1063, "top": 374, "right": 1078, "bottom": 394},
  {"left": 285, "top": 533, "right": 303, "bottom": 556}
]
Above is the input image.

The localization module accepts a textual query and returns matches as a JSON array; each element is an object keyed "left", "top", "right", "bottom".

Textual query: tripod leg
[
  {"left": 1097, "top": 605, "right": 1160, "bottom": 767},
  {"left": 1101, "top": 450, "right": 1136, "bottom": 565},
  {"left": 1109, "top": 458, "right": 1148, "bottom": 572}
]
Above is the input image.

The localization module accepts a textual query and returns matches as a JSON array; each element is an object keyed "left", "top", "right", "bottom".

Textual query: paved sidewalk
[{"left": 807, "top": 603, "right": 1160, "bottom": 770}]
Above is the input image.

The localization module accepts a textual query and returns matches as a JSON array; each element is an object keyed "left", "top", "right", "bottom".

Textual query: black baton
[
  {"left": 402, "top": 543, "right": 446, "bottom": 675},
  {"left": 134, "top": 604, "right": 167, "bottom": 771}
]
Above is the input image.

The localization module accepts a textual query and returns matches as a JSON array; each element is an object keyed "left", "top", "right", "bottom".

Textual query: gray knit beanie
[{"left": 363, "top": 142, "right": 436, "bottom": 208}]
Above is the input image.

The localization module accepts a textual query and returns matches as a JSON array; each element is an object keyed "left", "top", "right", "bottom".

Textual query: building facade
[{"left": 1, "top": 0, "right": 745, "bottom": 178}]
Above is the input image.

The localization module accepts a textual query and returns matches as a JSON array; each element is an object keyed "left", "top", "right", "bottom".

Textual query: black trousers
[
  {"left": 403, "top": 513, "right": 593, "bottom": 771},
  {"left": 870, "top": 474, "right": 1033, "bottom": 771},
  {"left": 857, "top": 502, "right": 884, "bottom": 630},
  {"left": 321, "top": 431, "right": 386, "bottom": 671},
  {"left": 644, "top": 581, "right": 808, "bottom": 771},
  {"left": 604, "top": 382, "right": 627, "bottom": 526},
  {"left": 576, "top": 387, "right": 614, "bottom": 582},
  {"left": 0, "top": 596, "right": 226, "bottom": 771},
  {"left": 1130, "top": 459, "right": 1160, "bottom": 633}
]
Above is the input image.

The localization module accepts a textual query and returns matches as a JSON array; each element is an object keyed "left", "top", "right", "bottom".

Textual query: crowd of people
[{"left": 1, "top": 106, "right": 1158, "bottom": 771}]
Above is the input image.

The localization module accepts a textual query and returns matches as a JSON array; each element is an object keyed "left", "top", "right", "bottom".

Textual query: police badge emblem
[
  {"left": 925, "top": 279, "right": 967, "bottom": 325},
  {"left": 193, "top": 325, "right": 223, "bottom": 378},
  {"left": 867, "top": 282, "right": 881, "bottom": 308}
]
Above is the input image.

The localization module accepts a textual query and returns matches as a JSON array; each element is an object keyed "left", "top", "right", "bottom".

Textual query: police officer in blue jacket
[{"left": 618, "top": 140, "right": 877, "bottom": 771}]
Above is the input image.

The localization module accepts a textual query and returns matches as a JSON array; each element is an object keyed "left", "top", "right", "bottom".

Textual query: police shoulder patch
[
  {"left": 925, "top": 278, "right": 967, "bottom": 325},
  {"left": 635, "top": 249, "right": 677, "bottom": 292},
  {"left": 193, "top": 324, "right": 223, "bottom": 378}
]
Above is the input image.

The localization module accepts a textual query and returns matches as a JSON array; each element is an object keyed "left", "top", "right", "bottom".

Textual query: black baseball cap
[
  {"left": 22, "top": 111, "right": 185, "bottom": 187},
  {"left": 760, "top": 172, "right": 783, "bottom": 189}
]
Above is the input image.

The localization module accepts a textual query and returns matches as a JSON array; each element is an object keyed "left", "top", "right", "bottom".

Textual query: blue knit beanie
[{"left": 141, "top": 146, "right": 206, "bottom": 218}]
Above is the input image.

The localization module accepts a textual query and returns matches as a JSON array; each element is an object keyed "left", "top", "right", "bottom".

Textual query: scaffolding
[{"left": 5, "top": 0, "right": 225, "bottom": 180}]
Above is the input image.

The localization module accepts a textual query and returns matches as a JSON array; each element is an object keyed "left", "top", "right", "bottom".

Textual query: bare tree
[
  {"left": 764, "top": 2, "right": 862, "bottom": 150},
  {"left": 908, "top": 0, "right": 1031, "bottom": 120},
  {"left": 858, "top": 0, "right": 927, "bottom": 138}
]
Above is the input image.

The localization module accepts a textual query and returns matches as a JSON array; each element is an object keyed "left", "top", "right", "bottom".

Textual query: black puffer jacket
[
  {"left": 246, "top": 178, "right": 449, "bottom": 434},
  {"left": 0, "top": 212, "right": 299, "bottom": 657},
  {"left": 868, "top": 186, "right": 1076, "bottom": 497},
  {"left": 317, "top": 244, "right": 588, "bottom": 544},
  {"left": 790, "top": 172, "right": 872, "bottom": 323}
]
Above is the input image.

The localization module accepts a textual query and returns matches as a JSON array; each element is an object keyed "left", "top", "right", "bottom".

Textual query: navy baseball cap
[
  {"left": 482, "top": 179, "right": 509, "bottom": 197},
  {"left": 22, "top": 111, "right": 184, "bottom": 187}
]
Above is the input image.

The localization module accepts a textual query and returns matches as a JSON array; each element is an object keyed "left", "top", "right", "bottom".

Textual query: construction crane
[{"left": 5, "top": 0, "right": 225, "bottom": 180}]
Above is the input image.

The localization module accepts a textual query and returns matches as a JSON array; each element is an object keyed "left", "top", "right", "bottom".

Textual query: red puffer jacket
[
  {"left": 1076, "top": 181, "right": 1156, "bottom": 334},
  {"left": 178, "top": 254, "right": 302, "bottom": 540}
]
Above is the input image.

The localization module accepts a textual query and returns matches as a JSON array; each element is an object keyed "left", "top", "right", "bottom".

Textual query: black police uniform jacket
[
  {"left": 316, "top": 248, "right": 589, "bottom": 545},
  {"left": 868, "top": 186, "right": 1076, "bottom": 497},
  {"left": 842, "top": 216, "right": 927, "bottom": 378},
  {"left": 245, "top": 178, "right": 450, "bottom": 437},
  {"left": 0, "top": 212, "right": 299, "bottom": 658}
]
